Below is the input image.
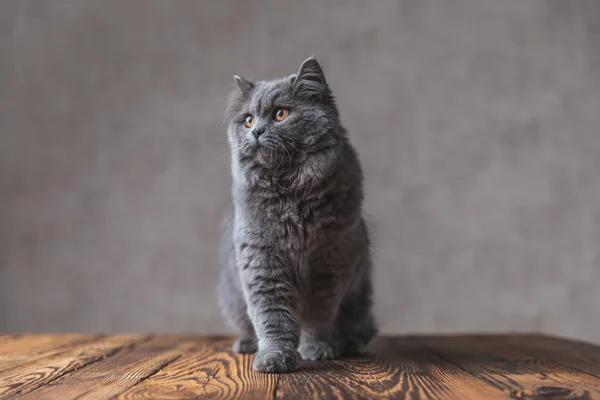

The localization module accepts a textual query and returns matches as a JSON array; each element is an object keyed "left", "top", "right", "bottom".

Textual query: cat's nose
[{"left": 252, "top": 127, "right": 265, "bottom": 140}]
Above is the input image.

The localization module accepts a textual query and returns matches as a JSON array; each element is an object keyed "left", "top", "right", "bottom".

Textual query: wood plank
[
  {"left": 418, "top": 335, "right": 600, "bottom": 399},
  {"left": 0, "top": 336, "right": 23, "bottom": 345},
  {"left": 1, "top": 334, "right": 599, "bottom": 399},
  {"left": 115, "top": 337, "right": 277, "bottom": 400},
  {"left": 17, "top": 336, "right": 197, "bottom": 400},
  {"left": 275, "top": 336, "right": 506, "bottom": 400},
  {"left": 0, "top": 334, "right": 145, "bottom": 399},
  {"left": 0, "top": 335, "right": 90, "bottom": 357},
  {"left": 500, "top": 335, "right": 600, "bottom": 379},
  {"left": 0, "top": 335, "right": 99, "bottom": 373}
]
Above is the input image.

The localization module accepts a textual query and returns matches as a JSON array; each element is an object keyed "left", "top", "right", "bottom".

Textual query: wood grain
[
  {"left": 276, "top": 336, "right": 506, "bottom": 400},
  {"left": 17, "top": 336, "right": 197, "bottom": 400},
  {"left": 0, "top": 335, "right": 98, "bottom": 373},
  {"left": 0, "top": 336, "right": 26, "bottom": 346},
  {"left": 418, "top": 335, "right": 600, "bottom": 400},
  {"left": 0, "top": 335, "right": 145, "bottom": 398},
  {"left": 115, "top": 337, "right": 278, "bottom": 400},
  {"left": 1, "top": 334, "right": 600, "bottom": 399},
  {"left": 503, "top": 335, "right": 600, "bottom": 378}
]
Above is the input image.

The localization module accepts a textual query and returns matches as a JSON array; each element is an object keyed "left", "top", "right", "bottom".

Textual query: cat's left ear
[
  {"left": 293, "top": 57, "right": 332, "bottom": 101},
  {"left": 296, "top": 58, "right": 327, "bottom": 86},
  {"left": 233, "top": 75, "right": 254, "bottom": 96}
]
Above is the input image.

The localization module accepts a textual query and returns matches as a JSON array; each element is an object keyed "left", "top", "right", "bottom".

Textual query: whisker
[
  {"left": 279, "top": 139, "right": 295, "bottom": 164},
  {"left": 274, "top": 143, "right": 287, "bottom": 173}
]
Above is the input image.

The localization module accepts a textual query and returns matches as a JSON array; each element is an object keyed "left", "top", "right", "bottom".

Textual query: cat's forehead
[{"left": 247, "top": 78, "right": 294, "bottom": 114}]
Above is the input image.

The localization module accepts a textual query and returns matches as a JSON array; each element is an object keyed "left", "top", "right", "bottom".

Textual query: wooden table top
[{"left": 0, "top": 334, "right": 599, "bottom": 399}]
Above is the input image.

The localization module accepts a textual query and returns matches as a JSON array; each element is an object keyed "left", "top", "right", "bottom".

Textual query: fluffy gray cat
[{"left": 218, "top": 58, "right": 376, "bottom": 373}]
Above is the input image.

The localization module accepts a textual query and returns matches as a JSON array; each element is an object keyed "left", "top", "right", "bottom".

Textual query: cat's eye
[
  {"left": 244, "top": 114, "right": 255, "bottom": 128},
  {"left": 273, "top": 108, "right": 289, "bottom": 122}
]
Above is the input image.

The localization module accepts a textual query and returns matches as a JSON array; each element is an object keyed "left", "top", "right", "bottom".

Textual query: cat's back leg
[
  {"left": 218, "top": 265, "right": 257, "bottom": 353},
  {"left": 218, "top": 204, "right": 257, "bottom": 354},
  {"left": 335, "top": 270, "right": 377, "bottom": 357},
  {"left": 333, "top": 220, "right": 377, "bottom": 357}
]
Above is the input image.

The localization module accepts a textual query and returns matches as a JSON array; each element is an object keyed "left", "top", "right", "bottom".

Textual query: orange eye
[
  {"left": 274, "top": 108, "right": 289, "bottom": 122},
  {"left": 244, "top": 114, "right": 255, "bottom": 128}
]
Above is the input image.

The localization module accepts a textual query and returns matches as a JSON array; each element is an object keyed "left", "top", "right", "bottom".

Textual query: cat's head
[{"left": 226, "top": 58, "right": 341, "bottom": 171}]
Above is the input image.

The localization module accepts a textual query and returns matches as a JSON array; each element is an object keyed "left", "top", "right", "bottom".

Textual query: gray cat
[{"left": 218, "top": 58, "right": 376, "bottom": 373}]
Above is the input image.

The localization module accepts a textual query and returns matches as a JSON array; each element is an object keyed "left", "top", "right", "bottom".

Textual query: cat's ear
[
  {"left": 233, "top": 75, "right": 254, "bottom": 96},
  {"left": 293, "top": 57, "right": 332, "bottom": 101},
  {"left": 296, "top": 57, "right": 327, "bottom": 86}
]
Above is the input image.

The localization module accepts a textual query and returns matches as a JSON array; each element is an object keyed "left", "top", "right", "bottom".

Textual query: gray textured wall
[{"left": 1, "top": 0, "right": 599, "bottom": 341}]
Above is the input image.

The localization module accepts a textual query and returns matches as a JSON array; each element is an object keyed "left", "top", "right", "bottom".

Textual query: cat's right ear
[{"left": 233, "top": 75, "right": 254, "bottom": 96}]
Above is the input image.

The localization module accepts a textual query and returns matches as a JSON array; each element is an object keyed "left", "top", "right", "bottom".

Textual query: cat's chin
[{"left": 254, "top": 147, "right": 293, "bottom": 166}]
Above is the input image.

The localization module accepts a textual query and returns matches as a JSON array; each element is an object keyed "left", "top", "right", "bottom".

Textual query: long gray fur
[{"left": 218, "top": 58, "right": 376, "bottom": 373}]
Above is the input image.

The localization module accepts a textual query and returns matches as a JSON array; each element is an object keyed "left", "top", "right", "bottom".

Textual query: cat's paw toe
[
  {"left": 298, "top": 341, "right": 337, "bottom": 361},
  {"left": 233, "top": 337, "right": 258, "bottom": 354},
  {"left": 253, "top": 349, "right": 297, "bottom": 373}
]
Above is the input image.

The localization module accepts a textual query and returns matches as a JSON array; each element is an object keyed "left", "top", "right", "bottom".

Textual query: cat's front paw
[
  {"left": 233, "top": 336, "right": 258, "bottom": 354},
  {"left": 298, "top": 341, "right": 337, "bottom": 361},
  {"left": 253, "top": 349, "right": 297, "bottom": 373}
]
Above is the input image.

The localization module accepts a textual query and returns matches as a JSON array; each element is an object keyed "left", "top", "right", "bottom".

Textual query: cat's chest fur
[{"left": 238, "top": 190, "right": 336, "bottom": 254}]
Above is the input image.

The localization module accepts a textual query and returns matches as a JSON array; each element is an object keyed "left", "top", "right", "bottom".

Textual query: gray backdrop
[{"left": 1, "top": 0, "right": 599, "bottom": 342}]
